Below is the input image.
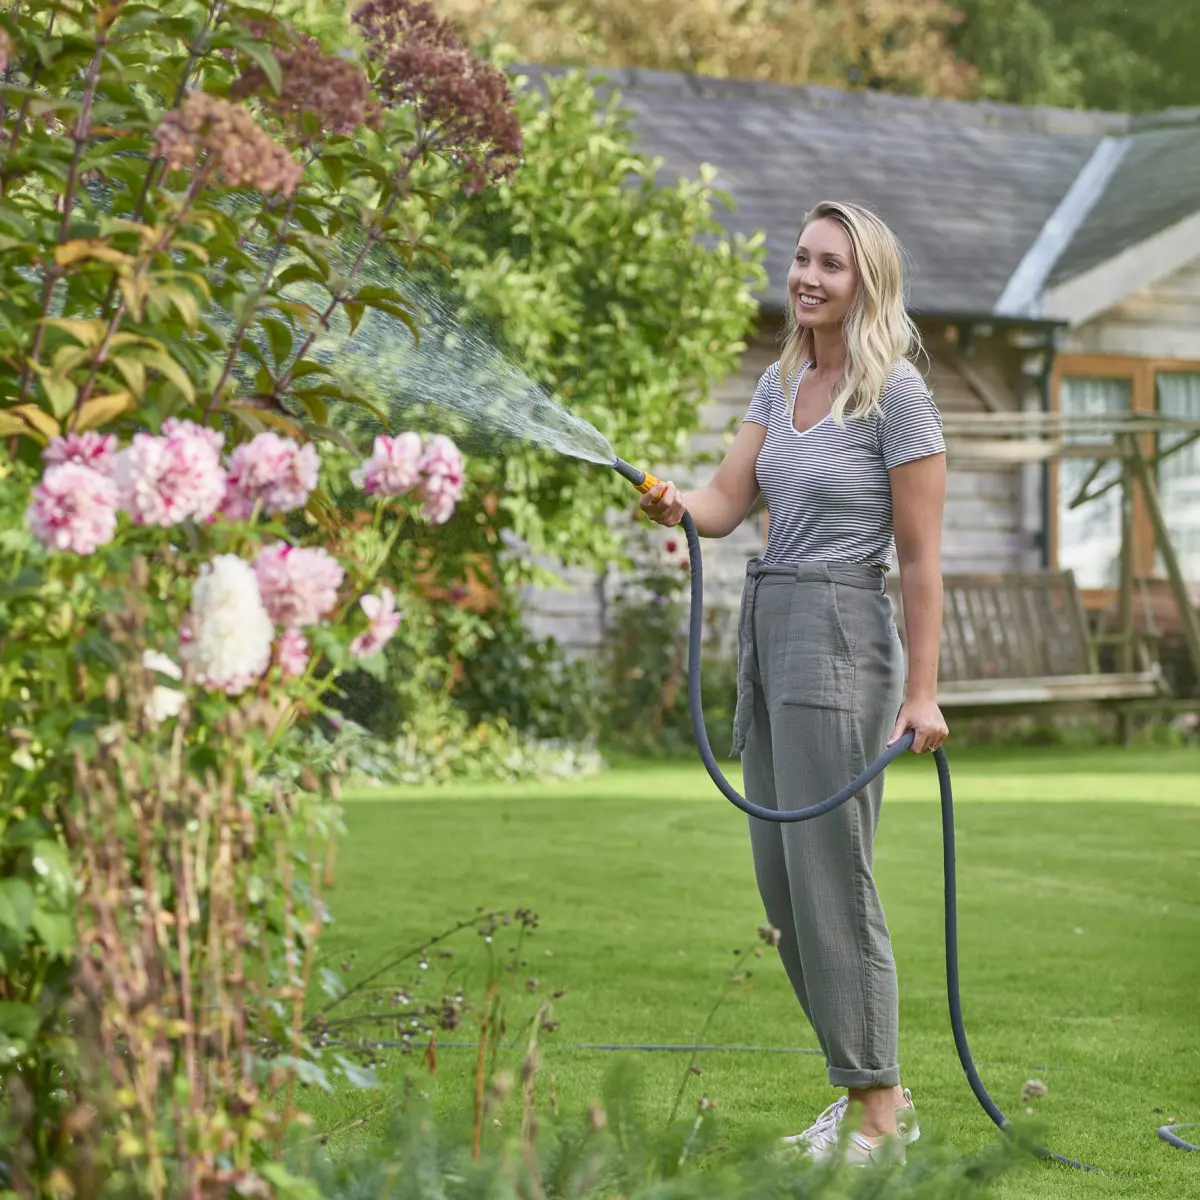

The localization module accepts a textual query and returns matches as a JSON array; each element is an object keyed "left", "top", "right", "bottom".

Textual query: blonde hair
[{"left": 779, "top": 200, "right": 924, "bottom": 423}]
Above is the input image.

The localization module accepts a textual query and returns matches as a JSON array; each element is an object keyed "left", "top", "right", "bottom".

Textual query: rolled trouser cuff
[{"left": 828, "top": 1064, "right": 901, "bottom": 1090}]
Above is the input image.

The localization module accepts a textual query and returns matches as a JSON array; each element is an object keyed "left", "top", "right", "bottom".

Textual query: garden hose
[{"left": 612, "top": 456, "right": 1197, "bottom": 1170}]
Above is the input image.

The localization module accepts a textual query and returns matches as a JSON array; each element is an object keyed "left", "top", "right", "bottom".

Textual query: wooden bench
[{"left": 887, "top": 570, "right": 1166, "bottom": 716}]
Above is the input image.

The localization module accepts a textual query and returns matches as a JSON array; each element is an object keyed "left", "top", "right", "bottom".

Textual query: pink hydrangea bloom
[
  {"left": 27, "top": 463, "right": 120, "bottom": 555},
  {"left": 254, "top": 542, "right": 344, "bottom": 628},
  {"left": 276, "top": 628, "right": 311, "bottom": 678},
  {"left": 417, "top": 434, "right": 464, "bottom": 525},
  {"left": 43, "top": 431, "right": 118, "bottom": 476},
  {"left": 351, "top": 432, "right": 423, "bottom": 496},
  {"left": 349, "top": 587, "right": 402, "bottom": 659},
  {"left": 114, "top": 419, "right": 226, "bottom": 526},
  {"left": 223, "top": 432, "right": 320, "bottom": 519}
]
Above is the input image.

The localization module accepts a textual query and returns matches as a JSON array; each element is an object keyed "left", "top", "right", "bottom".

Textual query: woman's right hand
[{"left": 640, "top": 480, "right": 686, "bottom": 527}]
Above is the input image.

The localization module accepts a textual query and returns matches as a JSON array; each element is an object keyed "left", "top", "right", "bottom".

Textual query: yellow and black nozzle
[{"left": 612, "top": 456, "right": 664, "bottom": 498}]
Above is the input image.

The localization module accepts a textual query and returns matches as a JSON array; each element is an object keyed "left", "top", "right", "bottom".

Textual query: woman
[{"left": 642, "top": 200, "right": 948, "bottom": 1167}]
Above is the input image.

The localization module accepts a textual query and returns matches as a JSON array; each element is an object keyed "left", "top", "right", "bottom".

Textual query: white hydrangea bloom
[{"left": 182, "top": 554, "right": 274, "bottom": 695}]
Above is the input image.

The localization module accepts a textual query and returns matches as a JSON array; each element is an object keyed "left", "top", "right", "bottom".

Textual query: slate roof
[
  {"left": 1047, "top": 115, "right": 1200, "bottom": 287},
  {"left": 512, "top": 65, "right": 1200, "bottom": 319}
]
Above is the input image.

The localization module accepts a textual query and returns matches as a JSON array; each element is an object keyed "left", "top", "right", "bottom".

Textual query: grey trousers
[{"left": 732, "top": 560, "right": 906, "bottom": 1090}]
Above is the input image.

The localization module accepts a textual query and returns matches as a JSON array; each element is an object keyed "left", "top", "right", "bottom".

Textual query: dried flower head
[
  {"left": 1021, "top": 1079, "right": 1048, "bottom": 1102},
  {"left": 231, "top": 35, "right": 377, "bottom": 137},
  {"left": 154, "top": 91, "right": 303, "bottom": 195},
  {"left": 352, "top": 0, "right": 523, "bottom": 192},
  {"left": 757, "top": 922, "right": 782, "bottom": 948}
]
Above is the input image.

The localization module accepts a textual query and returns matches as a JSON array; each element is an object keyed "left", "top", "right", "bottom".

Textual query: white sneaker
[
  {"left": 781, "top": 1088, "right": 921, "bottom": 1159},
  {"left": 842, "top": 1130, "right": 907, "bottom": 1167},
  {"left": 779, "top": 1096, "right": 847, "bottom": 1154}
]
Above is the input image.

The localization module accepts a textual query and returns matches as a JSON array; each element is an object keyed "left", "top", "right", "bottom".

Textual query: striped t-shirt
[{"left": 743, "top": 358, "right": 945, "bottom": 570}]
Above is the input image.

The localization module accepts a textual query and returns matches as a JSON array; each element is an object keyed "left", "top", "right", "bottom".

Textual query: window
[
  {"left": 1052, "top": 355, "right": 1200, "bottom": 591},
  {"left": 1057, "top": 376, "right": 1130, "bottom": 589},
  {"left": 1156, "top": 372, "right": 1200, "bottom": 581}
]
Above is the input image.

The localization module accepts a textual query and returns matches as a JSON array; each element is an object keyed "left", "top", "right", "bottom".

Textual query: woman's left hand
[{"left": 888, "top": 696, "right": 949, "bottom": 754}]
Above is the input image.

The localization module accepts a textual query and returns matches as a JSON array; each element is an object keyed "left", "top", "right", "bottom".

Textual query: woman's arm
[
  {"left": 887, "top": 451, "right": 949, "bottom": 753},
  {"left": 640, "top": 420, "right": 767, "bottom": 537}
]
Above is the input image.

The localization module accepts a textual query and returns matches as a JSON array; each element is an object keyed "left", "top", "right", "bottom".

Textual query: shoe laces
[{"left": 802, "top": 1097, "right": 847, "bottom": 1148}]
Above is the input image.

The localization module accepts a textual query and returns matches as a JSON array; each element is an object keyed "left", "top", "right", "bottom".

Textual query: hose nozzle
[{"left": 612, "top": 457, "right": 663, "bottom": 497}]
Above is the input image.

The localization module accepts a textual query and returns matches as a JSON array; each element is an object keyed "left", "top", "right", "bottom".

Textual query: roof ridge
[
  {"left": 510, "top": 61, "right": 1134, "bottom": 137},
  {"left": 1129, "top": 106, "right": 1200, "bottom": 133}
]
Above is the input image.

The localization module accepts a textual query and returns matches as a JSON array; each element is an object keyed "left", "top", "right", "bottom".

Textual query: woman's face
[{"left": 786, "top": 217, "right": 858, "bottom": 331}]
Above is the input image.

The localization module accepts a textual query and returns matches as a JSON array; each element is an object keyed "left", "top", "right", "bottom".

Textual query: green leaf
[
  {"left": 305, "top": 424, "right": 356, "bottom": 454},
  {"left": 240, "top": 42, "right": 283, "bottom": 95},
  {"left": 318, "top": 967, "right": 345, "bottom": 1000},
  {"left": 124, "top": 347, "right": 196, "bottom": 404},
  {"left": 31, "top": 839, "right": 73, "bottom": 906},
  {"left": 334, "top": 1054, "right": 380, "bottom": 1090},
  {"left": 0, "top": 880, "right": 35, "bottom": 938},
  {"left": 343, "top": 300, "right": 365, "bottom": 337},
  {"left": 260, "top": 316, "right": 294, "bottom": 366},
  {"left": 276, "top": 1054, "right": 332, "bottom": 1092},
  {"left": 274, "top": 262, "right": 327, "bottom": 289},
  {"left": 33, "top": 371, "right": 77, "bottom": 420},
  {"left": 0, "top": 1002, "right": 39, "bottom": 1042},
  {"left": 30, "top": 910, "right": 73, "bottom": 958}
]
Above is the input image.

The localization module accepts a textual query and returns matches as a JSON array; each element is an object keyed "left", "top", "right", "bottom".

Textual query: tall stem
[
  {"left": 265, "top": 142, "right": 426, "bottom": 410},
  {"left": 71, "top": 167, "right": 212, "bottom": 423},
  {"left": 2, "top": 11, "right": 56, "bottom": 174},
  {"left": 16, "top": 28, "right": 108, "bottom": 407},
  {"left": 99, "top": 0, "right": 225, "bottom": 320},
  {"left": 206, "top": 187, "right": 302, "bottom": 413}
]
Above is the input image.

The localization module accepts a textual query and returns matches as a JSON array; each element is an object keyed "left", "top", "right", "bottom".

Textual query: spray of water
[{"left": 302, "top": 248, "right": 617, "bottom": 467}]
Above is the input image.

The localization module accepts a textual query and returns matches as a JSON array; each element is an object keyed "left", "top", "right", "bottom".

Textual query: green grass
[{"left": 303, "top": 745, "right": 1200, "bottom": 1198}]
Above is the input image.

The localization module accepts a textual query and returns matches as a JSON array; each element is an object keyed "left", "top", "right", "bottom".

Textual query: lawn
[{"left": 302, "top": 744, "right": 1200, "bottom": 1199}]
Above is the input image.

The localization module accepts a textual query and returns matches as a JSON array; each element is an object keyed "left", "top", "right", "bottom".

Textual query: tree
[
  {"left": 426, "top": 0, "right": 977, "bottom": 98},
  {"left": 951, "top": 0, "right": 1200, "bottom": 113}
]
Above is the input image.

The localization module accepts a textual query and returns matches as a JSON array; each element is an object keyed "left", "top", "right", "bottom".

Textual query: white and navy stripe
[{"left": 743, "top": 358, "right": 945, "bottom": 570}]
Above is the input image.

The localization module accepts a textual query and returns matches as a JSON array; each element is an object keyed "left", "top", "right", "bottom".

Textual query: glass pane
[
  {"left": 1156, "top": 372, "right": 1200, "bottom": 582},
  {"left": 1058, "top": 376, "right": 1131, "bottom": 589}
]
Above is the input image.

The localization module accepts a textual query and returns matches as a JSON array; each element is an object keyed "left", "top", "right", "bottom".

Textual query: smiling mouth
[{"left": 798, "top": 294, "right": 825, "bottom": 308}]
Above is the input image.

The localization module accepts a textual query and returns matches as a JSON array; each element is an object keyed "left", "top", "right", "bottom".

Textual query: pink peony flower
[
  {"left": 223, "top": 431, "right": 320, "bottom": 519},
  {"left": 26, "top": 463, "right": 120, "bottom": 555},
  {"left": 114, "top": 419, "right": 226, "bottom": 526},
  {"left": 349, "top": 587, "right": 402, "bottom": 659},
  {"left": 254, "top": 543, "right": 344, "bottom": 628},
  {"left": 417, "top": 434, "right": 464, "bottom": 525},
  {"left": 162, "top": 416, "right": 224, "bottom": 454},
  {"left": 351, "top": 432, "right": 423, "bottom": 496},
  {"left": 43, "top": 431, "right": 118, "bottom": 476},
  {"left": 276, "top": 628, "right": 311, "bottom": 678}
]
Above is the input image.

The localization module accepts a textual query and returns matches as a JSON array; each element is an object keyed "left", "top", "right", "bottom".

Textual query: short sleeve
[
  {"left": 743, "top": 362, "right": 780, "bottom": 427},
  {"left": 879, "top": 360, "right": 945, "bottom": 469}
]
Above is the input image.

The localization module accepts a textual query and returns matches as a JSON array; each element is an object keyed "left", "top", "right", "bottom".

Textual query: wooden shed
[{"left": 515, "top": 67, "right": 1200, "bottom": 710}]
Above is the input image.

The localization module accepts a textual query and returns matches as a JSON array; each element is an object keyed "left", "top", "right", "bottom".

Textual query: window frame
[{"left": 1049, "top": 354, "right": 1200, "bottom": 597}]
